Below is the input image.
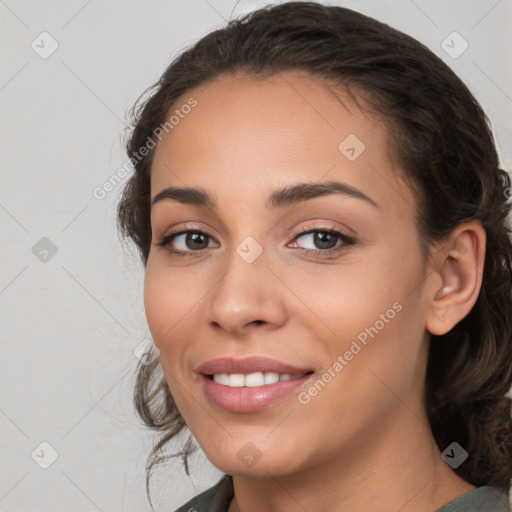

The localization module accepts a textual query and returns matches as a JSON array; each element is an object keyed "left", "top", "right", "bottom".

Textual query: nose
[{"left": 203, "top": 243, "right": 288, "bottom": 336}]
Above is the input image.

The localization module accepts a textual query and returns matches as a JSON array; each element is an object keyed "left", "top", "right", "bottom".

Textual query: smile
[{"left": 210, "top": 371, "right": 308, "bottom": 387}]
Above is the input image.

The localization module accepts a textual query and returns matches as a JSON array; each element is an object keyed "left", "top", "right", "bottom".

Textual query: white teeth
[
  {"left": 211, "top": 371, "right": 304, "bottom": 387},
  {"left": 213, "top": 373, "right": 229, "bottom": 385},
  {"left": 264, "top": 372, "right": 280, "bottom": 384},
  {"left": 245, "top": 372, "right": 264, "bottom": 387},
  {"left": 228, "top": 374, "right": 245, "bottom": 387}
]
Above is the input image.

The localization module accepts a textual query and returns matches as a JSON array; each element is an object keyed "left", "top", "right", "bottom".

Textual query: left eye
[{"left": 291, "top": 229, "right": 354, "bottom": 252}]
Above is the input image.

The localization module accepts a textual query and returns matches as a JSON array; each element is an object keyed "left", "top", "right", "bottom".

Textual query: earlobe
[{"left": 425, "top": 221, "right": 486, "bottom": 336}]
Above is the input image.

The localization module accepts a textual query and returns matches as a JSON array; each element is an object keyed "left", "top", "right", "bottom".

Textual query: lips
[
  {"left": 196, "top": 356, "right": 314, "bottom": 413},
  {"left": 196, "top": 356, "right": 313, "bottom": 376}
]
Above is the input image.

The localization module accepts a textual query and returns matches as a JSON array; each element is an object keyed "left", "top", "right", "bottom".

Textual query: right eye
[{"left": 156, "top": 230, "right": 219, "bottom": 256}]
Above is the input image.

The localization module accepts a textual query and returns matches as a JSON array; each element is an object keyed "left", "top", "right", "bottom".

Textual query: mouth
[
  {"left": 196, "top": 356, "right": 315, "bottom": 413},
  {"left": 196, "top": 355, "right": 313, "bottom": 377},
  {"left": 205, "top": 371, "right": 314, "bottom": 387}
]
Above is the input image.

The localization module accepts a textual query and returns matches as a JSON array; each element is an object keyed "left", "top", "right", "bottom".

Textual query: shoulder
[
  {"left": 174, "top": 475, "right": 234, "bottom": 512},
  {"left": 436, "top": 486, "right": 510, "bottom": 512}
]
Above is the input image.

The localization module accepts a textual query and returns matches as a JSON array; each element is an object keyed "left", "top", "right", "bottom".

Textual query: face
[{"left": 144, "top": 71, "right": 433, "bottom": 477}]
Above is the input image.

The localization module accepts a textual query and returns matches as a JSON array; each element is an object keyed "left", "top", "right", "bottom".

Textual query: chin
[{"left": 205, "top": 446, "right": 303, "bottom": 478}]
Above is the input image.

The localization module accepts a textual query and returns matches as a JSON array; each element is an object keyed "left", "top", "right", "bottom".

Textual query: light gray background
[{"left": 1, "top": 0, "right": 511, "bottom": 511}]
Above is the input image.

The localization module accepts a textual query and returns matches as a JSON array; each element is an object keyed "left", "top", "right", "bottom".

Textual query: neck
[{"left": 228, "top": 404, "right": 474, "bottom": 512}]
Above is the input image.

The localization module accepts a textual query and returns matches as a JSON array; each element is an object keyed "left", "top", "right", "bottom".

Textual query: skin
[{"left": 144, "top": 71, "right": 485, "bottom": 512}]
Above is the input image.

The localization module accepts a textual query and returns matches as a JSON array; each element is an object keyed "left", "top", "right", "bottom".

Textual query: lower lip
[{"left": 200, "top": 373, "right": 313, "bottom": 413}]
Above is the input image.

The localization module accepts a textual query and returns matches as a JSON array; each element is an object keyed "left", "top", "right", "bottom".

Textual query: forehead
[{"left": 150, "top": 71, "right": 415, "bottom": 219}]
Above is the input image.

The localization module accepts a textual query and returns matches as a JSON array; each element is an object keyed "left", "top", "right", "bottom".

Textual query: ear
[{"left": 425, "top": 220, "right": 486, "bottom": 336}]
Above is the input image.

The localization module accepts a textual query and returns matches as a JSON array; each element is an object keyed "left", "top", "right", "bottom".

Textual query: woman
[{"left": 117, "top": 2, "right": 512, "bottom": 510}]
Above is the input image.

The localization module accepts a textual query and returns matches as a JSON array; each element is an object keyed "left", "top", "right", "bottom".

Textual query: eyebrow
[{"left": 151, "top": 180, "right": 379, "bottom": 210}]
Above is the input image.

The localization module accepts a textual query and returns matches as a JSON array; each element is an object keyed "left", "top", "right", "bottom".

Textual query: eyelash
[{"left": 156, "top": 225, "right": 356, "bottom": 258}]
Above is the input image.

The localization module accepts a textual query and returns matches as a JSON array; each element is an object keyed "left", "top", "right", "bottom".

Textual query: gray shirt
[{"left": 174, "top": 475, "right": 510, "bottom": 511}]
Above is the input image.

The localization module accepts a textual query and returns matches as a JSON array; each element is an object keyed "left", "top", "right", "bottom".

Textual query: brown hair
[{"left": 117, "top": 1, "right": 512, "bottom": 502}]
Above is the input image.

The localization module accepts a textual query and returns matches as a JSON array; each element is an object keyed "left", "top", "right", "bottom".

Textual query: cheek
[
  {"left": 325, "top": 281, "right": 426, "bottom": 412},
  {"left": 315, "top": 246, "right": 425, "bottom": 378},
  {"left": 143, "top": 269, "right": 168, "bottom": 347},
  {"left": 143, "top": 265, "right": 191, "bottom": 355},
  {"left": 315, "top": 260, "right": 408, "bottom": 338},
  {"left": 142, "top": 262, "right": 212, "bottom": 403},
  {"left": 143, "top": 267, "right": 196, "bottom": 406}
]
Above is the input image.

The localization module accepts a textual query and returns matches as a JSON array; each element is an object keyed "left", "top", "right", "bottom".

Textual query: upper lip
[{"left": 196, "top": 356, "right": 313, "bottom": 376}]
